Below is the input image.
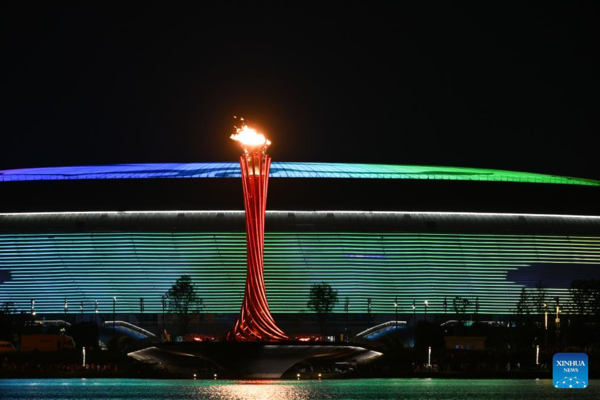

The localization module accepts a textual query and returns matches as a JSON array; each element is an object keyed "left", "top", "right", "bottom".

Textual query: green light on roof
[{"left": 293, "top": 162, "right": 599, "bottom": 186}]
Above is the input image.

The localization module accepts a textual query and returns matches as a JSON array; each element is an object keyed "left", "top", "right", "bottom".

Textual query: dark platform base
[{"left": 128, "top": 341, "right": 382, "bottom": 379}]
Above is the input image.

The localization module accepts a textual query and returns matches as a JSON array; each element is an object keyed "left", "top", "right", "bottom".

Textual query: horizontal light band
[{"left": 1, "top": 210, "right": 600, "bottom": 220}]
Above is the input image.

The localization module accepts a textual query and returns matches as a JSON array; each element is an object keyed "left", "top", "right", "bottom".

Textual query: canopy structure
[{"left": 1, "top": 162, "right": 598, "bottom": 186}]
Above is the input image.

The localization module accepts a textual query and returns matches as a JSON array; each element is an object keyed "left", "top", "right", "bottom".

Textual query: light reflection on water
[
  {"left": 206, "top": 380, "right": 312, "bottom": 400},
  {"left": 1, "top": 378, "right": 599, "bottom": 400}
]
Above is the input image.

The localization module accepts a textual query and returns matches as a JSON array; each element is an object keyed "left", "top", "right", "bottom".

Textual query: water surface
[{"left": 1, "top": 378, "right": 598, "bottom": 399}]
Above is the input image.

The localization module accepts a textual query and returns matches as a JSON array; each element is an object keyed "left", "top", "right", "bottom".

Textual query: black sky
[{"left": 1, "top": 2, "right": 599, "bottom": 179}]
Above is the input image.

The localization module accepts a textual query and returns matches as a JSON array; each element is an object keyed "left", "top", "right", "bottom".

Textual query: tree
[
  {"left": 166, "top": 275, "right": 203, "bottom": 334},
  {"left": 307, "top": 282, "right": 338, "bottom": 334},
  {"left": 139, "top": 297, "right": 145, "bottom": 324},
  {"left": 532, "top": 281, "right": 547, "bottom": 315},
  {"left": 570, "top": 280, "right": 589, "bottom": 316},
  {"left": 569, "top": 279, "right": 600, "bottom": 345},
  {"left": 344, "top": 296, "right": 350, "bottom": 338},
  {"left": 0, "top": 302, "right": 27, "bottom": 345},
  {"left": 68, "top": 322, "right": 99, "bottom": 350},
  {"left": 452, "top": 296, "right": 470, "bottom": 326},
  {"left": 570, "top": 279, "right": 600, "bottom": 320},
  {"left": 0, "top": 301, "right": 16, "bottom": 314},
  {"left": 515, "top": 287, "right": 531, "bottom": 326}
]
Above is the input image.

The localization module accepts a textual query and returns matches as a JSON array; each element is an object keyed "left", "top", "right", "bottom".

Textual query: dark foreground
[{"left": 0, "top": 379, "right": 598, "bottom": 400}]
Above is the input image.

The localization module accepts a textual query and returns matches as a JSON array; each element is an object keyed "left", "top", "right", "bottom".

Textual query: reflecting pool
[{"left": 0, "top": 378, "right": 598, "bottom": 399}]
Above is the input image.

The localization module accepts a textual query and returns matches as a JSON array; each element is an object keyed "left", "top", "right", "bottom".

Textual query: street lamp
[
  {"left": 80, "top": 301, "right": 84, "bottom": 323},
  {"left": 344, "top": 297, "right": 350, "bottom": 341},
  {"left": 412, "top": 300, "right": 416, "bottom": 347},
  {"left": 95, "top": 300, "right": 99, "bottom": 325},
  {"left": 428, "top": 346, "right": 432, "bottom": 368},
  {"left": 544, "top": 303, "right": 548, "bottom": 347},
  {"left": 554, "top": 297, "right": 560, "bottom": 348},
  {"left": 424, "top": 300, "right": 429, "bottom": 322},
  {"left": 113, "top": 297, "right": 117, "bottom": 335},
  {"left": 161, "top": 294, "right": 167, "bottom": 337},
  {"left": 31, "top": 299, "right": 35, "bottom": 316},
  {"left": 394, "top": 296, "right": 399, "bottom": 341},
  {"left": 64, "top": 297, "right": 68, "bottom": 320}
]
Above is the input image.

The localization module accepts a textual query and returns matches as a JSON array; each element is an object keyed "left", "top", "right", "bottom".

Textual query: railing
[
  {"left": 439, "top": 320, "right": 508, "bottom": 327},
  {"left": 354, "top": 320, "right": 407, "bottom": 339},
  {"left": 104, "top": 320, "right": 157, "bottom": 339},
  {"left": 26, "top": 319, "right": 71, "bottom": 327}
]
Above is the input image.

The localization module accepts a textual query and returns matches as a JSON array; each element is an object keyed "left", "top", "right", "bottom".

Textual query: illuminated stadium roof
[{"left": 0, "top": 162, "right": 598, "bottom": 186}]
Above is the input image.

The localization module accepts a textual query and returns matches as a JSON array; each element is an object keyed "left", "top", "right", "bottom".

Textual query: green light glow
[{"left": 276, "top": 162, "right": 600, "bottom": 186}]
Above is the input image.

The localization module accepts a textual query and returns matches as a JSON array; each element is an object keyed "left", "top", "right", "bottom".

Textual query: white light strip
[
  {"left": 311, "top": 210, "right": 600, "bottom": 220},
  {"left": 355, "top": 320, "right": 408, "bottom": 338},
  {"left": 104, "top": 321, "right": 156, "bottom": 338},
  {"left": 0, "top": 210, "right": 600, "bottom": 220},
  {"left": 0, "top": 210, "right": 240, "bottom": 217}
]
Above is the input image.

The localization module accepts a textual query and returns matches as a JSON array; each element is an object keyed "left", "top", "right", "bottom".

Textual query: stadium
[{"left": 1, "top": 162, "right": 600, "bottom": 331}]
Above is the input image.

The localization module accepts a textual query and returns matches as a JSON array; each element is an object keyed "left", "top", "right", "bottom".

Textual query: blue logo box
[{"left": 553, "top": 353, "right": 588, "bottom": 389}]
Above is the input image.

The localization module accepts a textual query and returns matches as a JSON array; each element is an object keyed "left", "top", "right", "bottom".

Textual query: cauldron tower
[{"left": 228, "top": 124, "right": 288, "bottom": 341}]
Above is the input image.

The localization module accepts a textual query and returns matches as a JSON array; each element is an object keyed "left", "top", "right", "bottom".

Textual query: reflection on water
[
  {"left": 1, "top": 378, "right": 599, "bottom": 400},
  {"left": 206, "top": 380, "right": 311, "bottom": 400}
]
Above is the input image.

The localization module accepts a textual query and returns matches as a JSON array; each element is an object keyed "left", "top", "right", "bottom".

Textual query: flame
[{"left": 230, "top": 124, "right": 271, "bottom": 148}]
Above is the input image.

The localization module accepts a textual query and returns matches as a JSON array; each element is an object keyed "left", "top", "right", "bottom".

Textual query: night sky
[{"left": 1, "top": 2, "right": 599, "bottom": 179}]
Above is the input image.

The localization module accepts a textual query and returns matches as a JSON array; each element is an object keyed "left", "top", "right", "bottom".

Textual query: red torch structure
[{"left": 227, "top": 124, "right": 288, "bottom": 341}]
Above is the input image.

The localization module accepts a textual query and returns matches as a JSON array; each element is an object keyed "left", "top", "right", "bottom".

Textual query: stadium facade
[{"left": 1, "top": 162, "right": 599, "bottom": 319}]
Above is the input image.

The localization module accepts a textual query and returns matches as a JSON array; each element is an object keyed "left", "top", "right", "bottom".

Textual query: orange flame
[{"left": 230, "top": 124, "right": 271, "bottom": 148}]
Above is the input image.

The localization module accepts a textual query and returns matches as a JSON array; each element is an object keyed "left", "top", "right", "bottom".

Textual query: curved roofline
[
  {"left": 2, "top": 209, "right": 600, "bottom": 219},
  {"left": 0, "top": 162, "right": 598, "bottom": 186},
  {"left": 2, "top": 210, "right": 599, "bottom": 237}
]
